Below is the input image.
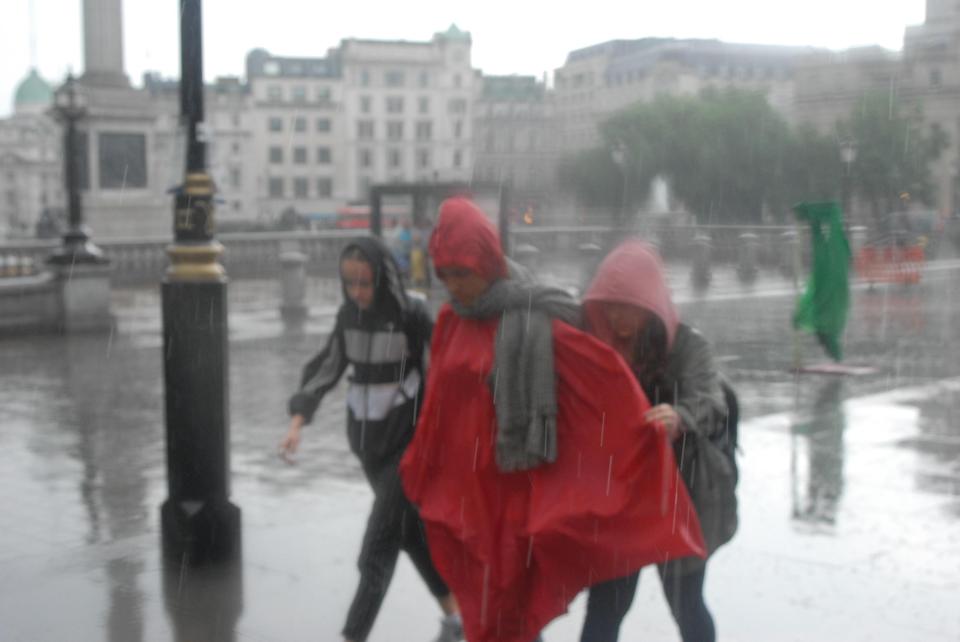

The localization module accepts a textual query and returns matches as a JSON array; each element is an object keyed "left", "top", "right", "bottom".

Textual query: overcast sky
[{"left": 0, "top": 0, "right": 927, "bottom": 116}]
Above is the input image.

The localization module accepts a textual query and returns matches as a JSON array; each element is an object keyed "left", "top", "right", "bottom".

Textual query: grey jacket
[{"left": 653, "top": 324, "right": 738, "bottom": 573}]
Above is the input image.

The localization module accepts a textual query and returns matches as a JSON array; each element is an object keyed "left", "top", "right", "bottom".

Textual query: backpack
[
  {"left": 718, "top": 377, "right": 740, "bottom": 486},
  {"left": 685, "top": 376, "right": 740, "bottom": 556}
]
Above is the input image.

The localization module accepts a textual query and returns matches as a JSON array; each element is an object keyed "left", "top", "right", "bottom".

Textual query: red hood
[
  {"left": 429, "top": 197, "right": 508, "bottom": 281},
  {"left": 583, "top": 239, "right": 679, "bottom": 351}
]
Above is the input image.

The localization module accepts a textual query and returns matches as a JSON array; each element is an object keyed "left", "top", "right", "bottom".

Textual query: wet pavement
[{"left": 1, "top": 258, "right": 959, "bottom": 641}]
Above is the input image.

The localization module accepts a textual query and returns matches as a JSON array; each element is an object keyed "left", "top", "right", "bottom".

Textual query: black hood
[{"left": 339, "top": 236, "right": 409, "bottom": 321}]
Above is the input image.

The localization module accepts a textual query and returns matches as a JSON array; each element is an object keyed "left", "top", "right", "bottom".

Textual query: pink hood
[{"left": 583, "top": 240, "right": 679, "bottom": 351}]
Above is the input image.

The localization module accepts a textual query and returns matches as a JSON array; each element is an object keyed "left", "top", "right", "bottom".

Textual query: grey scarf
[{"left": 451, "top": 262, "right": 580, "bottom": 472}]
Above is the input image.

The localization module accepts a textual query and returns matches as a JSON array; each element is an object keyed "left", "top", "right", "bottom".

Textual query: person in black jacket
[{"left": 280, "top": 237, "right": 462, "bottom": 642}]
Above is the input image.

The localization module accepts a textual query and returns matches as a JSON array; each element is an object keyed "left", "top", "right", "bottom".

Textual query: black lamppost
[
  {"left": 48, "top": 73, "right": 106, "bottom": 266},
  {"left": 840, "top": 139, "right": 857, "bottom": 220},
  {"left": 611, "top": 140, "right": 629, "bottom": 229},
  {"left": 160, "top": 0, "right": 240, "bottom": 565}
]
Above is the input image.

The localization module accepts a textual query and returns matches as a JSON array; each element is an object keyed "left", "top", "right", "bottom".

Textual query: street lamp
[
  {"left": 160, "top": 0, "right": 240, "bottom": 565},
  {"left": 611, "top": 140, "right": 629, "bottom": 229},
  {"left": 839, "top": 139, "right": 857, "bottom": 221},
  {"left": 48, "top": 73, "right": 106, "bottom": 265}
]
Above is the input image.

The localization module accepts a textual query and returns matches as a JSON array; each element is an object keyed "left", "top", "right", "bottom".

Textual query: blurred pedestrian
[
  {"left": 389, "top": 217, "right": 413, "bottom": 275},
  {"left": 579, "top": 239, "right": 738, "bottom": 642},
  {"left": 280, "top": 237, "right": 463, "bottom": 642},
  {"left": 399, "top": 198, "right": 705, "bottom": 642}
]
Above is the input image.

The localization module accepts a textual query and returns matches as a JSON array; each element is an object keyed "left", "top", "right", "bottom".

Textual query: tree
[
  {"left": 603, "top": 88, "right": 800, "bottom": 224},
  {"left": 556, "top": 147, "right": 650, "bottom": 225},
  {"left": 836, "top": 91, "right": 946, "bottom": 227}
]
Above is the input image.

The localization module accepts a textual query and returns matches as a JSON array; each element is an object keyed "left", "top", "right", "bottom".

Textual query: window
[
  {"left": 268, "top": 117, "right": 283, "bottom": 132},
  {"left": 268, "top": 177, "right": 284, "bottom": 197},
  {"left": 292, "top": 86, "right": 307, "bottom": 102},
  {"left": 448, "top": 98, "right": 467, "bottom": 114},
  {"left": 453, "top": 150, "right": 462, "bottom": 168},
  {"left": 230, "top": 168, "right": 241, "bottom": 187},
  {"left": 293, "top": 117, "right": 307, "bottom": 133},
  {"left": 316, "top": 147, "right": 332, "bottom": 164},
  {"left": 269, "top": 146, "right": 284, "bottom": 163},
  {"left": 385, "top": 70, "right": 405, "bottom": 87},
  {"left": 418, "top": 96, "right": 430, "bottom": 114},
  {"left": 387, "top": 121, "right": 404, "bottom": 141},
  {"left": 316, "top": 86, "right": 332, "bottom": 102},
  {"left": 454, "top": 120, "right": 463, "bottom": 139},
  {"left": 231, "top": 141, "right": 241, "bottom": 154},
  {"left": 417, "top": 148, "right": 430, "bottom": 170},
  {"left": 293, "top": 147, "right": 307, "bottom": 164},
  {"left": 357, "top": 120, "right": 375, "bottom": 140},
  {"left": 360, "top": 96, "right": 372, "bottom": 114},
  {"left": 98, "top": 132, "right": 147, "bottom": 189},
  {"left": 231, "top": 113, "right": 241, "bottom": 128},
  {"left": 386, "top": 96, "right": 404, "bottom": 114},
  {"left": 360, "top": 69, "right": 370, "bottom": 86},
  {"left": 931, "top": 68, "right": 943, "bottom": 87},
  {"left": 453, "top": 74, "right": 462, "bottom": 88},
  {"left": 316, "top": 177, "right": 332, "bottom": 197},
  {"left": 388, "top": 148, "right": 403, "bottom": 169},
  {"left": 267, "top": 85, "right": 282, "bottom": 102},
  {"left": 359, "top": 148, "right": 373, "bottom": 169},
  {"left": 415, "top": 121, "right": 432, "bottom": 141},
  {"left": 419, "top": 70, "right": 430, "bottom": 87},
  {"left": 316, "top": 118, "right": 331, "bottom": 133},
  {"left": 294, "top": 177, "right": 309, "bottom": 198}
]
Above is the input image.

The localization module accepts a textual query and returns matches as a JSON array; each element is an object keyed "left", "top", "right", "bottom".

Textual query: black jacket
[{"left": 288, "top": 237, "right": 433, "bottom": 468}]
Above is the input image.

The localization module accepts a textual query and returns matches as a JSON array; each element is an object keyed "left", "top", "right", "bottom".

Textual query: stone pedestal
[
  {"left": 53, "top": 262, "right": 114, "bottom": 332},
  {"left": 690, "top": 234, "right": 712, "bottom": 289},
  {"left": 578, "top": 242, "right": 603, "bottom": 293},
  {"left": 279, "top": 251, "right": 308, "bottom": 326},
  {"left": 780, "top": 230, "right": 800, "bottom": 280},
  {"left": 513, "top": 243, "right": 540, "bottom": 272},
  {"left": 849, "top": 225, "right": 868, "bottom": 255},
  {"left": 737, "top": 232, "right": 759, "bottom": 283}
]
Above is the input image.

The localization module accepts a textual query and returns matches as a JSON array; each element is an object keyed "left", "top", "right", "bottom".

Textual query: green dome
[
  {"left": 438, "top": 24, "right": 471, "bottom": 41},
  {"left": 14, "top": 69, "right": 53, "bottom": 107}
]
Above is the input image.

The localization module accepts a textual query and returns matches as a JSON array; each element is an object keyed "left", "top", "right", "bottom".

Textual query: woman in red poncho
[{"left": 399, "top": 198, "right": 706, "bottom": 642}]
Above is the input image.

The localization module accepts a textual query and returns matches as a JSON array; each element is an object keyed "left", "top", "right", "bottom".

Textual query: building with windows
[
  {"left": 244, "top": 25, "right": 474, "bottom": 222},
  {"left": 245, "top": 48, "right": 344, "bottom": 223},
  {"left": 339, "top": 25, "right": 474, "bottom": 202},
  {"left": 0, "top": 69, "right": 62, "bottom": 238},
  {"left": 553, "top": 38, "right": 812, "bottom": 155},
  {"left": 793, "top": 0, "right": 960, "bottom": 216},
  {"left": 472, "top": 74, "right": 555, "bottom": 214}
]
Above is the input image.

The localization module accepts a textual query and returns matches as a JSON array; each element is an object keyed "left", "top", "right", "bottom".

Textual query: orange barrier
[{"left": 854, "top": 244, "right": 924, "bottom": 285}]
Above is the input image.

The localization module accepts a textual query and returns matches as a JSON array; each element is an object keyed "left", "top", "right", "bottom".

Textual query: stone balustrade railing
[
  {"left": 0, "top": 230, "right": 368, "bottom": 285},
  {"left": 1, "top": 224, "right": 807, "bottom": 285}
]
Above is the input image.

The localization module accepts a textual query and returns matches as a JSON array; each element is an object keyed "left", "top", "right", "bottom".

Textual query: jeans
[{"left": 581, "top": 563, "right": 715, "bottom": 642}]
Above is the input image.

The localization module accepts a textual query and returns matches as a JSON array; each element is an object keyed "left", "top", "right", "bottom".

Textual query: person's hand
[
  {"left": 280, "top": 415, "right": 305, "bottom": 462},
  {"left": 644, "top": 404, "right": 683, "bottom": 442}
]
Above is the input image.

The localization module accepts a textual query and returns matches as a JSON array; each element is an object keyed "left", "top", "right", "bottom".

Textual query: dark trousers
[
  {"left": 342, "top": 458, "right": 450, "bottom": 641},
  {"left": 581, "top": 563, "right": 715, "bottom": 642}
]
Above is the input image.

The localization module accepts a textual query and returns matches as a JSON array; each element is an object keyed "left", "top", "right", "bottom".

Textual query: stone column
[
  {"left": 279, "top": 250, "right": 308, "bottom": 326},
  {"left": 81, "top": 0, "right": 129, "bottom": 87},
  {"left": 53, "top": 262, "right": 114, "bottom": 332}
]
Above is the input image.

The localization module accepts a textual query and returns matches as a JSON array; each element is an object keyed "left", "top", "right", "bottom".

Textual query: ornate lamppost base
[{"left": 161, "top": 497, "right": 241, "bottom": 565}]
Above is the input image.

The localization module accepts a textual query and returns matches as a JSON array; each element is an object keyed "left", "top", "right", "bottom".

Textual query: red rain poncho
[{"left": 400, "top": 200, "right": 705, "bottom": 642}]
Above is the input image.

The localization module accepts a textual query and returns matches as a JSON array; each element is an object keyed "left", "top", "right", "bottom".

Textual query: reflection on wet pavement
[{"left": 0, "top": 263, "right": 958, "bottom": 640}]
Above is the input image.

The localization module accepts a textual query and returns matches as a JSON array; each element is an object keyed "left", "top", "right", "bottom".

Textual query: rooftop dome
[{"left": 14, "top": 69, "right": 54, "bottom": 109}]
